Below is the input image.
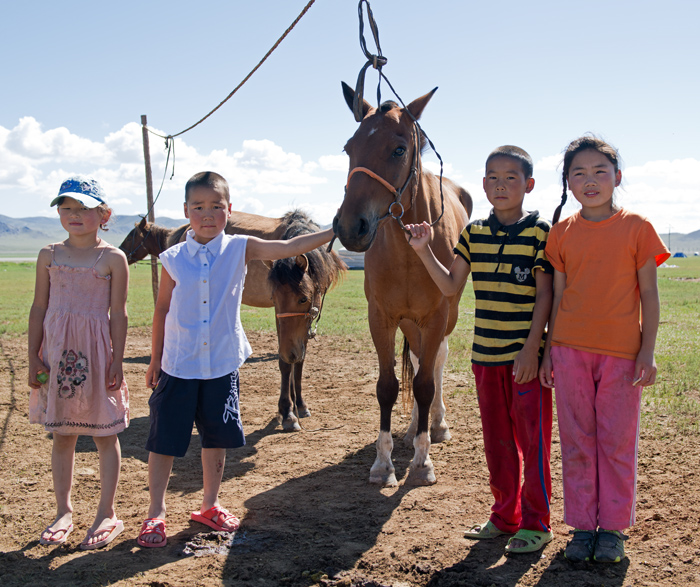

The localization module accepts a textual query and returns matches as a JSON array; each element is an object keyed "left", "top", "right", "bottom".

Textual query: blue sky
[{"left": 1, "top": 0, "right": 698, "bottom": 234}]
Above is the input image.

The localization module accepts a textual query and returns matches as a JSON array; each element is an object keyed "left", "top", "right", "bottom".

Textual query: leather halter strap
[{"left": 346, "top": 167, "right": 399, "bottom": 197}]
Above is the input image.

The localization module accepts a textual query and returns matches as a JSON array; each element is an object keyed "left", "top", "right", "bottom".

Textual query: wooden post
[{"left": 141, "top": 115, "right": 159, "bottom": 305}]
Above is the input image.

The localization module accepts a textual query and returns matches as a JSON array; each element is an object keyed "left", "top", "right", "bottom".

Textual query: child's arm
[
  {"left": 404, "top": 222, "right": 471, "bottom": 297},
  {"left": 539, "top": 269, "right": 565, "bottom": 388},
  {"left": 146, "top": 267, "right": 176, "bottom": 389},
  {"left": 107, "top": 249, "right": 129, "bottom": 391},
  {"left": 634, "top": 257, "right": 661, "bottom": 386},
  {"left": 513, "top": 269, "right": 553, "bottom": 384},
  {"left": 245, "top": 228, "right": 335, "bottom": 264},
  {"left": 27, "top": 247, "right": 52, "bottom": 388}
]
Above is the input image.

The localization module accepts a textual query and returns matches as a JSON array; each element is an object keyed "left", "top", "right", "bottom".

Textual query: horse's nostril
[{"left": 357, "top": 217, "right": 369, "bottom": 238}]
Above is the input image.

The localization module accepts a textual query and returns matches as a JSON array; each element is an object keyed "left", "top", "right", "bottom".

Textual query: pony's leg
[
  {"left": 293, "top": 360, "right": 311, "bottom": 418},
  {"left": 403, "top": 348, "right": 420, "bottom": 445},
  {"left": 278, "top": 359, "right": 300, "bottom": 432},
  {"left": 369, "top": 318, "right": 399, "bottom": 487},
  {"left": 430, "top": 337, "right": 452, "bottom": 443}
]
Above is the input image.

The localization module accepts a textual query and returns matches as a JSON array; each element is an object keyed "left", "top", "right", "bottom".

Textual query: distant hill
[
  {"left": 659, "top": 229, "right": 700, "bottom": 256},
  {"left": 0, "top": 214, "right": 187, "bottom": 257}
]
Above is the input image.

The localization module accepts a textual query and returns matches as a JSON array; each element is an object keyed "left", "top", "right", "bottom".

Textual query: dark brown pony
[
  {"left": 118, "top": 210, "right": 346, "bottom": 431},
  {"left": 333, "top": 82, "right": 472, "bottom": 486},
  {"left": 118, "top": 217, "right": 171, "bottom": 264},
  {"left": 264, "top": 211, "right": 347, "bottom": 430}
]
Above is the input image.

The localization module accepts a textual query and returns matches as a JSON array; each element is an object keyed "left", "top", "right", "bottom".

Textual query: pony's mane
[{"left": 268, "top": 209, "right": 346, "bottom": 293}]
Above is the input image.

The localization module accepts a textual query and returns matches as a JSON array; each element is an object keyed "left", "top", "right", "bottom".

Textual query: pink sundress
[{"left": 28, "top": 244, "right": 129, "bottom": 436}]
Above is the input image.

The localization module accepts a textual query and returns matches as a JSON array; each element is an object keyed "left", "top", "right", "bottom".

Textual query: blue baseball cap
[{"left": 50, "top": 175, "right": 107, "bottom": 208}]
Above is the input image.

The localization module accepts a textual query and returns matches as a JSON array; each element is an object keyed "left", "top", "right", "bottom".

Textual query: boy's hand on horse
[{"left": 404, "top": 222, "right": 432, "bottom": 251}]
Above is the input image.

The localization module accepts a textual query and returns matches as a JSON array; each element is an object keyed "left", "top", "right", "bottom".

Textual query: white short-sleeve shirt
[{"left": 159, "top": 230, "right": 252, "bottom": 379}]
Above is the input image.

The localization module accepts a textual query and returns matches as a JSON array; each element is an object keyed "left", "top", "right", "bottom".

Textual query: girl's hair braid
[{"left": 553, "top": 134, "right": 621, "bottom": 225}]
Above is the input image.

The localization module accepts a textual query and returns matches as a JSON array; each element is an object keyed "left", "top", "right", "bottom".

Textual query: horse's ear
[
  {"left": 262, "top": 259, "right": 274, "bottom": 270},
  {"left": 342, "top": 81, "right": 370, "bottom": 120},
  {"left": 138, "top": 216, "right": 148, "bottom": 228},
  {"left": 406, "top": 87, "right": 438, "bottom": 121},
  {"left": 295, "top": 254, "right": 309, "bottom": 273}
]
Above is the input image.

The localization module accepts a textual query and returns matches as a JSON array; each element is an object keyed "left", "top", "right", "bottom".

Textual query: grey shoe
[
  {"left": 565, "top": 529, "right": 597, "bottom": 562},
  {"left": 594, "top": 529, "right": 627, "bottom": 563}
]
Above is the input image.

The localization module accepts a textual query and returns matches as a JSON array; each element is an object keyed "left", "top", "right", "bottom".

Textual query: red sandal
[
  {"left": 190, "top": 506, "right": 240, "bottom": 532},
  {"left": 137, "top": 518, "right": 167, "bottom": 548}
]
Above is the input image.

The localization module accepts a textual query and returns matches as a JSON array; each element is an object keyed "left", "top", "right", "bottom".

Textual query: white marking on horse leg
[
  {"left": 369, "top": 430, "right": 397, "bottom": 487},
  {"left": 430, "top": 337, "right": 452, "bottom": 443},
  {"left": 407, "top": 431, "right": 436, "bottom": 486},
  {"left": 403, "top": 349, "right": 420, "bottom": 446}
]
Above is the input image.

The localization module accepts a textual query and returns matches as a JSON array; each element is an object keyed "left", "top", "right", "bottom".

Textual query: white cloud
[{"left": 1, "top": 120, "right": 698, "bottom": 235}]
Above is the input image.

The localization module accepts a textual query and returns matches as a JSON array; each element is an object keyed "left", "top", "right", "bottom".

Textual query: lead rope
[{"left": 352, "top": 0, "right": 445, "bottom": 234}]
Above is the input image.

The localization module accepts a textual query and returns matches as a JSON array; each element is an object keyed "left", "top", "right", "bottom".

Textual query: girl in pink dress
[{"left": 28, "top": 176, "right": 130, "bottom": 550}]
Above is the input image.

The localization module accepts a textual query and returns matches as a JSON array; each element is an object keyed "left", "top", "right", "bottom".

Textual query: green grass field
[{"left": 2, "top": 257, "right": 698, "bottom": 432}]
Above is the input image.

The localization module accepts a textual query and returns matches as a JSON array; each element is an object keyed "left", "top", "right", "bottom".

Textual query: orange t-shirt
[{"left": 545, "top": 209, "right": 670, "bottom": 360}]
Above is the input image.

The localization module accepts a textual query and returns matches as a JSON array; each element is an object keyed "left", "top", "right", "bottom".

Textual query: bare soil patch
[{"left": 1, "top": 328, "right": 699, "bottom": 586}]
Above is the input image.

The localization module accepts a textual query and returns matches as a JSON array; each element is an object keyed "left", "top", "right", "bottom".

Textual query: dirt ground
[{"left": 1, "top": 327, "right": 699, "bottom": 587}]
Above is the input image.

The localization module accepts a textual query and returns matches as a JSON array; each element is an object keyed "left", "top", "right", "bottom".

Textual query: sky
[{"left": 1, "top": 0, "right": 698, "bottom": 235}]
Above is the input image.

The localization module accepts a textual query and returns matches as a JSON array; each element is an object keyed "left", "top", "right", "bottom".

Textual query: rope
[
  {"left": 148, "top": 0, "right": 316, "bottom": 141},
  {"left": 352, "top": 0, "right": 446, "bottom": 228},
  {"left": 139, "top": 0, "right": 316, "bottom": 218}
]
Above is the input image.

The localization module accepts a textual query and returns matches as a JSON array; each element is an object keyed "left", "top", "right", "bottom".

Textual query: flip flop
[
  {"left": 80, "top": 519, "right": 124, "bottom": 550},
  {"left": 190, "top": 506, "right": 240, "bottom": 532},
  {"left": 505, "top": 528, "right": 553, "bottom": 554},
  {"left": 137, "top": 518, "right": 167, "bottom": 548},
  {"left": 464, "top": 520, "right": 510, "bottom": 540},
  {"left": 39, "top": 523, "right": 74, "bottom": 545}
]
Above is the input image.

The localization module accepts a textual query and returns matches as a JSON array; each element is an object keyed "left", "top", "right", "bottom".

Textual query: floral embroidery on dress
[{"left": 57, "top": 349, "right": 89, "bottom": 399}]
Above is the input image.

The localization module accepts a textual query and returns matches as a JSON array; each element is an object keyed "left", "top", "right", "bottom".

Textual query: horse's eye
[
  {"left": 393, "top": 146, "right": 406, "bottom": 157},
  {"left": 299, "top": 297, "right": 308, "bottom": 304}
]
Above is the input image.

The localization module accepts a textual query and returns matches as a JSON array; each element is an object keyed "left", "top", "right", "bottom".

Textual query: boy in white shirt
[{"left": 137, "top": 171, "right": 334, "bottom": 547}]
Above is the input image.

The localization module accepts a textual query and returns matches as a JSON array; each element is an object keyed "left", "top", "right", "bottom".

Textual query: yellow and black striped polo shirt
[{"left": 454, "top": 210, "right": 552, "bottom": 366}]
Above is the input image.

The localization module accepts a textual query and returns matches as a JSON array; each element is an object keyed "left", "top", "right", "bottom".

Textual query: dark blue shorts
[{"left": 145, "top": 370, "right": 245, "bottom": 457}]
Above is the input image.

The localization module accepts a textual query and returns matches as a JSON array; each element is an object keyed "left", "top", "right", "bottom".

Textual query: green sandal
[
  {"left": 464, "top": 520, "right": 510, "bottom": 540},
  {"left": 505, "top": 528, "right": 554, "bottom": 554}
]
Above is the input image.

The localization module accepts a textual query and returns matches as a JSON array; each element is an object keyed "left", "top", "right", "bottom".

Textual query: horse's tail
[{"left": 401, "top": 336, "right": 414, "bottom": 415}]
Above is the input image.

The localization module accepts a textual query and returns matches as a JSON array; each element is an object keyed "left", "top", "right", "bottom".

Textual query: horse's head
[
  {"left": 267, "top": 254, "right": 319, "bottom": 364},
  {"left": 333, "top": 81, "right": 436, "bottom": 252},
  {"left": 118, "top": 216, "right": 151, "bottom": 264}
]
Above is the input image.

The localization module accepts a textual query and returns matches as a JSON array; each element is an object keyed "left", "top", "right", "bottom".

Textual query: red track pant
[
  {"left": 472, "top": 364, "right": 552, "bottom": 533},
  {"left": 551, "top": 346, "right": 642, "bottom": 531}
]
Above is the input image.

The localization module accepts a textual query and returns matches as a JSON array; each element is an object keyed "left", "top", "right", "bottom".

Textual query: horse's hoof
[
  {"left": 282, "top": 417, "right": 301, "bottom": 432},
  {"left": 430, "top": 425, "right": 452, "bottom": 444},
  {"left": 369, "top": 472, "right": 398, "bottom": 487},
  {"left": 297, "top": 408, "right": 311, "bottom": 419},
  {"left": 406, "top": 465, "right": 437, "bottom": 486}
]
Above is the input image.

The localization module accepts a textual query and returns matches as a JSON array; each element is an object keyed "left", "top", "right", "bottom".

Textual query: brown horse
[
  {"left": 118, "top": 210, "right": 346, "bottom": 431},
  {"left": 333, "top": 82, "right": 472, "bottom": 486},
  {"left": 119, "top": 217, "right": 171, "bottom": 264}
]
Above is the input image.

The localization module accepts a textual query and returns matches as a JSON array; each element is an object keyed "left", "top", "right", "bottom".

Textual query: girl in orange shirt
[{"left": 539, "top": 136, "right": 669, "bottom": 563}]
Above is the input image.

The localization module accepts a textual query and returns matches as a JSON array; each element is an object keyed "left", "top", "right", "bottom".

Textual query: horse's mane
[
  {"left": 268, "top": 209, "right": 346, "bottom": 294},
  {"left": 167, "top": 223, "right": 190, "bottom": 248}
]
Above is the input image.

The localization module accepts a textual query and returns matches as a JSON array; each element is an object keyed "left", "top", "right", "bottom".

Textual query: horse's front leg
[
  {"left": 368, "top": 320, "right": 399, "bottom": 487},
  {"left": 404, "top": 337, "right": 451, "bottom": 444},
  {"left": 405, "top": 327, "right": 447, "bottom": 486},
  {"left": 277, "top": 359, "right": 300, "bottom": 432},
  {"left": 429, "top": 337, "right": 451, "bottom": 443},
  {"left": 292, "top": 360, "right": 310, "bottom": 418}
]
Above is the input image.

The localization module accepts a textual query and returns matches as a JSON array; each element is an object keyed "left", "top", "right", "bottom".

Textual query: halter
[
  {"left": 122, "top": 219, "right": 155, "bottom": 263},
  {"left": 275, "top": 291, "right": 326, "bottom": 340}
]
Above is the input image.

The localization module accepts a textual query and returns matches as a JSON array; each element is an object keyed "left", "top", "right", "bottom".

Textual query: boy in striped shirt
[{"left": 404, "top": 146, "right": 553, "bottom": 554}]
